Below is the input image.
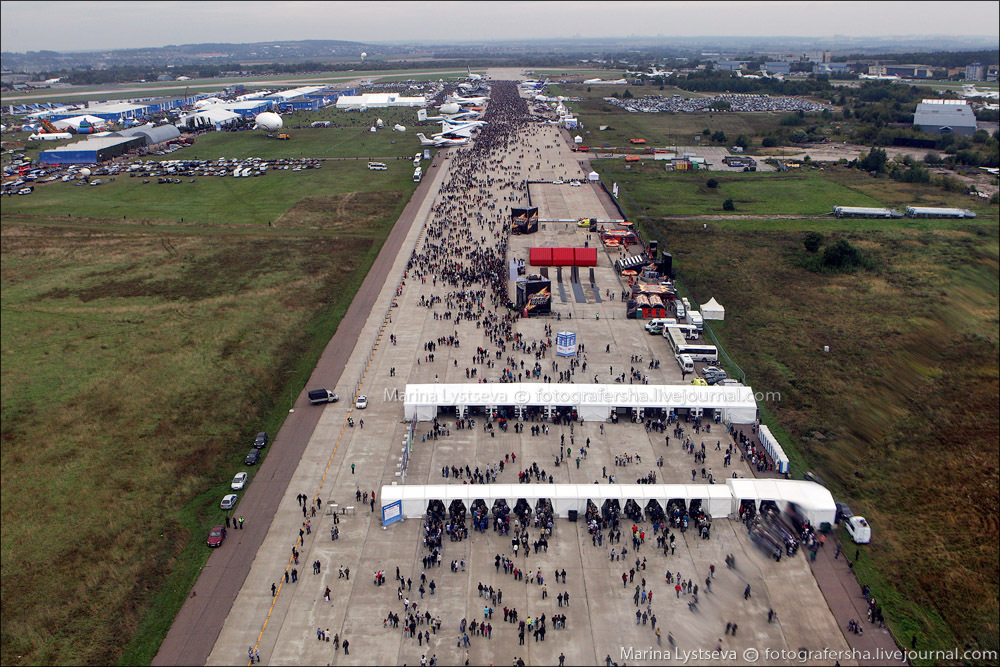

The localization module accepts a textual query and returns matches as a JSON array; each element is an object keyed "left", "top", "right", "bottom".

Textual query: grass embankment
[
  {"left": 594, "top": 162, "right": 1000, "bottom": 221},
  {"left": 609, "top": 167, "right": 999, "bottom": 663},
  {"left": 0, "top": 158, "right": 419, "bottom": 665}
]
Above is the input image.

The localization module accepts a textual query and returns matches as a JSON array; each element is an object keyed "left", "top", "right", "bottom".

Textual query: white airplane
[
  {"left": 439, "top": 116, "right": 487, "bottom": 128},
  {"left": 43, "top": 77, "right": 62, "bottom": 84},
  {"left": 446, "top": 94, "right": 488, "bottom": 105},
  {"left": 416, "top": 133, "right": 469, "bottom": 147},
  {"left": 433, "top": 123, "right": 477, "bottom": 138},
  {"left": 466, "top": 66, "right": 482, "bottom": 81},
  {"left": 417, "top": 109, "right": 479, "bottom": 123},
  {"left": 859, "top": 73, "right": 900, "bottom": 81},
  {"left": 961, "top": 84, "right": 1000, "bottom": 100}
]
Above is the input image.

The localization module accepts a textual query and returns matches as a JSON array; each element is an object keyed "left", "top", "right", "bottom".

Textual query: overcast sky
[{"left": 2, "top": 1, "right": 997, "bottom": 52}]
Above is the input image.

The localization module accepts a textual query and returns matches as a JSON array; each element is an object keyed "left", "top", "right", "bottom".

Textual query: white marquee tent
[
  {"left": 403, "top": 383, "right": 758, "bottom": 423},
  {"left": 379, "top": 479, "right": 834, "bottom": 522},
  {"left": 700, "top": 297, "right": 726, "bottom": 320},
  {"left": 727, "top": 478, "right": 835, "bottom": 527}
]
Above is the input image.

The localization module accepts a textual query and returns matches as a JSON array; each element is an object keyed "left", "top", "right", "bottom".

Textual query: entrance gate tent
[
  {"left": 700, "top": 297, "right": 725, "bottom": 321},
  {"left": 587, "top": 171, "right": 600, "bottom": 182},
  {"left": 381, "top": 483, "right": 737, "bottom": 520},
  {"left": 380, "top": 480, "right": 833, "bottom": 521},
  {"left": 726, "top": 478, "right": 835, "bottom": 527},
  {"left": 403, "top": 383, "right": 758, "bottom": 423}
]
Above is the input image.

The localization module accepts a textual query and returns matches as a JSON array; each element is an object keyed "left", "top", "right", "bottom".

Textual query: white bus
[
  {"left": 663, "top": 323, "right": 699, "bottom": 340},
  {"left": 665, "top": 326, "right": 718, "bottom": 362},
  {"left": 368, "top": 162, "right": 387, "bottom": 170}
]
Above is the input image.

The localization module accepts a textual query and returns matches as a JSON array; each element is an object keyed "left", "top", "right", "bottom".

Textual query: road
[{"left": 150, "top": 149, "right": 450, "bottom": 667}]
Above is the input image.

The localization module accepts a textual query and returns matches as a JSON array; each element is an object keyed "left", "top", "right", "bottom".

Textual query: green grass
[
  {"left": 1, "top": 129, "right": 420, "bottom": 665},
  {"left": 597, "top": 162, "right": 1000, "bottom": 221},
  {"left": 632, "top": 216, "right": 1000, "bottom": 664},
  {"left": 4, "top": 160, "right": 418, "bottom": 224}
]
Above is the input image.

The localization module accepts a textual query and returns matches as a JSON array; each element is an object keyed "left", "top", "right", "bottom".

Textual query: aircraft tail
[
  {"left": 416, "top": 133, "right": 431, "bottom": 145},
  {"left": 417, "top": 109, "right": 428, "bottom": 122}
]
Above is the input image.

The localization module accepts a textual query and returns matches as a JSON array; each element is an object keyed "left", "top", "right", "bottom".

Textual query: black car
[
  {"left": 835, "top": 502, "right": 853, "bottom": 524},
  {"left": 253, "top": 432, "right": 268, "bottom": 449},
  {"left": 244, "top": 449, "right": 261, "bottom": 465}
]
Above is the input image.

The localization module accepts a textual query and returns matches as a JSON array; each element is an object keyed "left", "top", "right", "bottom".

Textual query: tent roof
[
  {"left": 701, "top": 297, "right": 724, "bottom": 311},
  {"left": 404, "top": 383, "right": 757, "bottom": 411}
]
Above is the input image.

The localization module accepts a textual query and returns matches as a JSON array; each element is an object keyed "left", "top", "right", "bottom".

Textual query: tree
[
  {"left": 702, "top": 128, "right": 711, "bottom": 136},
  {"left": 791, "top": 129, "right": 808, "bottom": 143},
  {"left": 622, "top": 88, "right": 633, "bottom": 99},
  {"left": 822, "top": 239, "right": 866, "bottom": 270},
  {"left": 761, "top": 136, "right": 777, "bottom": 148},
  {"left": 924, "top": 151, "right": 942, "bottom": 165},
  {"left": 587, "top": 86, "right": 592, "bottom": 93},
  {"left": 722, "top": 198, "right": 735, "bottom": 211},
  {"left": 734, "top": 134, "right": 749, "bottom": 150},
  {"left": 706, "top": 178, "right": 719, "bottom": 189},
  {"left": 803, "top": 231, "right": 823, "bottom": 253},
  {"left": 711, "top": 130, "right": 727, "bottom": 143},
  {"left": 859, "top": 147, "right": 888, "bottom": 173}
]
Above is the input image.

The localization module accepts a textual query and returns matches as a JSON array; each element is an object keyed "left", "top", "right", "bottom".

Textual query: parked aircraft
[
  {"left": 446, "top": 94, "right": 488, "bottom": 105},
  {"left": 466, "top": 66, "right": 482, "bottom": 81},
  {"left": 961, "top": 84, "right": 1000, "bottom": 100},
  {"left": 416, "top": 133, "right": 469, "bottom": 147}
]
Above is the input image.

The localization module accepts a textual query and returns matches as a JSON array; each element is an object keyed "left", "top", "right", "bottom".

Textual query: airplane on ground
[
  {"left": 439, "top": 117, "right": 487, "bottom": 129},
  {"left": 416, "top": 133, "right": 469, "bottom": 147},
  {"left": 446, "top": 94, "right": 488, "bottom": 105},
  {"left": 466, "top": 66, "right": 482, "bottom": 81},
  {"left": 417, "top": 109, "right": 479, "bottom": 123},
  {"left": 43, "top": 77, "right": 62, "bottom": 84},
  {"left": 859, "top": 73, "right": 900, "bottom": 81},
  {"left": 961, "top": 84, "right": 1000, "bottom": 100}
]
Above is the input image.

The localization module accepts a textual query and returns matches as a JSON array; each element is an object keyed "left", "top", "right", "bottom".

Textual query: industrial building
[
  {"left": 38, "top": 136, "right": 145, "bottom": 164},
  {"left": 913, "top": 99, "right": 977, "bottom": 136},
  {"left": 113, "top": 123, "right": 181, "bottom": 146},
  {"left": 335, "top": 93, "right": 426, "bottom": 109},
  {"left": 51, "top": 101, "right": 150, "bottom": 123}
]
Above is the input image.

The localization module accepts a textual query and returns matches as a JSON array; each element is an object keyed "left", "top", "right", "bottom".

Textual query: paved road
[{"left": 151, "top": 151, "right": 448, "bottom": 667}]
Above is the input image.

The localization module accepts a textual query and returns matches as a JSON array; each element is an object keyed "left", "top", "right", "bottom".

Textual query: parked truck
[{"left": 308, "top": 389, "right": 339, "bottom": 405}]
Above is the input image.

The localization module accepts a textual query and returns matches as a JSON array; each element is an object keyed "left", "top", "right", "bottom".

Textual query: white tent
[
  {"left": 380, "top": 480, "right": 832, "bottom": 521},
  {"left": 573, "top": 135, "right": 583, "bottom": 144},
  {"left": 52, "top": 114, "right": 106, "bottom": 131},
  {"left": 726, "top": 479, "right": 835, "bottom": 527},
  {"left": 403, "top": 383, "right": 758, "bottom": 424},
  {"left": 587, "top": 171, "right": 600, "bottom": 182},
  {"left": 176, "top": 107, "right": 241, "bottom": 130},
  {"left": 700, "top": 297, "right": 725, "bottom": 321}
]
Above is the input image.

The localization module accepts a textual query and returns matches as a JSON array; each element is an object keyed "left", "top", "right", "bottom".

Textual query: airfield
[{"left": 146, "top": 74, "right": 874, "bottom": 667}]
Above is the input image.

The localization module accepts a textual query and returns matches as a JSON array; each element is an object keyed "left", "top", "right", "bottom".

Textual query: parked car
[
  {"left": 253, "top": 432, "right": 268, "bottom": 449},
  {"left": 231, "top": 472, "right": 248, "bottom": 490},
  {"left": 355, "top": 395, "right": 368, "bottom": 409},
  {"left": 220, "top": 493, "right": 238, "bottom": 510},
  {"left": 207, "top": 525, "right": 227, "bottom": 547},
  {"left": 835, "top": 502, "right": 853, "bottom": 524},
  {"left": 244, "top": 449, "right": 260, "bottom": 465}
]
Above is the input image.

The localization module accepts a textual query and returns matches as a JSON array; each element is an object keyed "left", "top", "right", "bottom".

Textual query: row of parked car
[
  {"left": 209, "top": 430, "right": 268, "bottom": 547},
  {"left": 124, "top": 157, "right": 323, "bottom": 180}
]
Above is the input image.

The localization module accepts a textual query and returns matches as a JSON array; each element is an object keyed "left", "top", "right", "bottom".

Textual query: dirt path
[{"left": 150, "top": 152, "right": 446, "bottom": 667}]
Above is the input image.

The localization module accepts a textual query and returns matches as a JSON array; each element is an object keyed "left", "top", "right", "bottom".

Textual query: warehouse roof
[{"left": 39, "top": 136, "right": 141, "bottom": 153}]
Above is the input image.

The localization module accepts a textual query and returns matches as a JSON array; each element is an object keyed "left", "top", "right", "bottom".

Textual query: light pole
[{"left": 286, "top": 370, "right": 297, "bottom": 411}]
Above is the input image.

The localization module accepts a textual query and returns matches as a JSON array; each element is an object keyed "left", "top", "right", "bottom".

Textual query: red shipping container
[
  {"left": 529, "top": 247, "right": 552, "bottom": 266},
  {"left": 551, "top": 247, "right": 575, "bottom": 265},
  {"left": 573, "top": 247, "right": 597, "bottom": 266}
]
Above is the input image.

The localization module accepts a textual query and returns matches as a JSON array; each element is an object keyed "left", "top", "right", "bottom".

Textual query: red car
[{"left": 207, "top": 525, "right": 227, "bottom": 548}]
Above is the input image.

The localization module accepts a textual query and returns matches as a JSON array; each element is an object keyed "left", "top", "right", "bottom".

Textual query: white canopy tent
[
  {"left": 380, "top": 482, "right": 741, "bottom": 520},
  {"left": 403, "top": 383, "right": 758, "bottom": 424},
  {"left": 175, "top": 107, "right": 242, "bottom": 130},
  {"left": 52, "top": 114, "right": 106, "bottom": 131},
  {"left": 726, "top": 478, "right": 835, "bottom": 527},
  {"left": 700, "top": 297, "right": 726, "bottom": 321},
  {"left": 587, "top": 171, "right": 600, "bottom": 182}
]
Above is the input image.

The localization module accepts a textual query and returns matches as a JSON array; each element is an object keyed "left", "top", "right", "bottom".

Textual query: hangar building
[
  {"left": 39, "top": 136, "right": 144, "bottom": 164},
  {"left": 913, "top": 99, "right": 977, "bottom": 135}
]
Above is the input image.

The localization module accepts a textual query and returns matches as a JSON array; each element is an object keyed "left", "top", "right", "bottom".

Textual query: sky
[{"left": 1, "top": 0, "right": 998, "bottom": 52}]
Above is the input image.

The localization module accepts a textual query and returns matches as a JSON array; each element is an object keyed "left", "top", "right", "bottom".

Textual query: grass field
[
  {"left": 0, "top": 144, "right": 420, "bottom": 665},
  {"left": 594, "top": 162, "right": 1000, "bottom": 220},
  {"left": 611, "top": 174, "right": 999, "bottom": 662}
]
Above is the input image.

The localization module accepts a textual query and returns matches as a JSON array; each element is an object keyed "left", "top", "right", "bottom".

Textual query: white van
[
  {"left": 644, "top": 317, "right": 677, "bottom": 334},
  {"left": 846, "top": 516, "right": 871, "bottom": 544},
  {"left": 675, "top": 301, "right": 687, "bottom": 320},
  {"left": 677, "top": 354, "right": 695, "bottom": 373},
  {"left": 681, "top": 297, "right": 691, "bottom": 310},
  {"left": 689, "top": 311, "right": 704, "bottom": 332}
]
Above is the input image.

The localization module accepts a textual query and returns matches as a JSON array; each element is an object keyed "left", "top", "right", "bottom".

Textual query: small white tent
[
  {"left": 701, "top": 297, "right": 725, "bottom": 321},
  {"left": 587, "top": 171, "right": 599, "bottom": 182},
  {"left": 573, "top": 135, "right": 583, "bottom": 144}
]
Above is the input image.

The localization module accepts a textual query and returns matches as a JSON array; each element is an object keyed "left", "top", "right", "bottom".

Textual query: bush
[
  {"left": 822, "top": 239, "right": 867, "bottom": 270},
  {"left": 722, "top": 198, "right": 735, "bottom": 211},
  {"left": 761, "top": 136, "right": 777, "bottom": 148},
  {"left": 706, "top": 178, "right": 719, "bottom": 189},
  {"left": 803, "top": 231, "right": 823, "bottom": 253}
]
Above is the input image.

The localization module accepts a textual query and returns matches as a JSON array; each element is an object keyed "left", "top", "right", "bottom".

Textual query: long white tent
[
  {"left": 403, "top": 383, "right": 758, "bottom": 423},
  {"left": 379, "top": 479, "right": 835, "bottom": 526}
]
